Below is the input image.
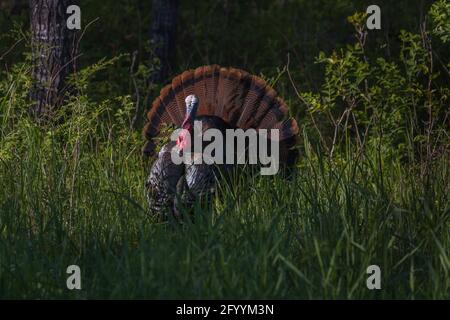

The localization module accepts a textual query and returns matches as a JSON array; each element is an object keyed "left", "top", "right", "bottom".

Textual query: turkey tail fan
[
  {"left": 200, "top": 64, "right": 221, "bottom": 115},
  {"left": 142, "top": 65, "right": 299, "bottom": 164},
  {"left": 268, "top": 118, "right": 299, "bottom": 166},
  {"left": 235, "top": 75, "right": 268, "bottom": 128}
]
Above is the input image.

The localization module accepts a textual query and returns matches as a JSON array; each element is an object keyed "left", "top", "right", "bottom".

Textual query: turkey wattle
[{"left": 143, "top": 65, "right": 299, "bottom": 218}]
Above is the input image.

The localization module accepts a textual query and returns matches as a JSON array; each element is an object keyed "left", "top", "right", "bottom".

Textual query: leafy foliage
[
  {"left": 0, "top": 0, "right": 448, "bottom": 299},
  {"left": 429, "top": 0, "right": 450, "bottom": 43}
]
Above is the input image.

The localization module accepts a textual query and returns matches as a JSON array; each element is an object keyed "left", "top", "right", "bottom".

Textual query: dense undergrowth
[{"left": 0, "top": 0, "right": 449, "bottom": 298}]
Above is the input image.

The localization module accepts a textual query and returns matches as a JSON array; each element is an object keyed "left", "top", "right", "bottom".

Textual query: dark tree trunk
[
  {"left": 150, "top": 0, "right": 179, "bottom": 83},
  {"left": 29, "top": 0, "right": 79, "bottom": 118}
]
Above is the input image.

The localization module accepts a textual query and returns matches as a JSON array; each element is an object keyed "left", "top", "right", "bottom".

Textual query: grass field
[
  {"left": 1, "top": 0, "right": 449, "bottom": 298},
  {"left": 0, "top": 69, "right": 448, "bottom": 298}
]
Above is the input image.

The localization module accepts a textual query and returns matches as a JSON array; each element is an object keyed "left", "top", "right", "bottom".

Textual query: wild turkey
[{"left": 143, "top": 65, "right": 299, "bottom": 219}]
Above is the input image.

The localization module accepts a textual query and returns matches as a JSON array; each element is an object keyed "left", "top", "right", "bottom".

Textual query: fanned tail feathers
[{"left": 142, "top": 65, "right": 298, "bottom": 164}]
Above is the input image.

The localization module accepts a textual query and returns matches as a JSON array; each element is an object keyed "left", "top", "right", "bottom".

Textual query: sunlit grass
[{"left": 0, "top": 58, "right": 448, "bottom": 299}]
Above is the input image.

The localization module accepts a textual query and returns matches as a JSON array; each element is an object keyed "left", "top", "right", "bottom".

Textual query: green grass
[
  {"left": 0, "top": 72, "right": 448, "bottom": 299},
  {"left": 0, "top": 25, "right": 449, "bottom": 298},
  {"left": 0, "top": 0, "right": 449, "bottom": 300}
]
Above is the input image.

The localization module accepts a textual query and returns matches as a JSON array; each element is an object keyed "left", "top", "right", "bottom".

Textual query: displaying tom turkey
[{"left": 143, "top": 65, "right": 299, "bottom": 219}]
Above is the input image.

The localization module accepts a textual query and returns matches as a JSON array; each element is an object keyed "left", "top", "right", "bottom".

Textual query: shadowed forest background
[{"left": 0, "top": 0, "right": 449, "bottom": 298}]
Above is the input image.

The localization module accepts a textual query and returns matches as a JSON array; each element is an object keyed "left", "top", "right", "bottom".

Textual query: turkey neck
[
  {"left": 181, "top": 103, "right": 197, "bottom": 131},
  {"left": 181, "top": 116, "right": 194, "bottom": 132}
]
